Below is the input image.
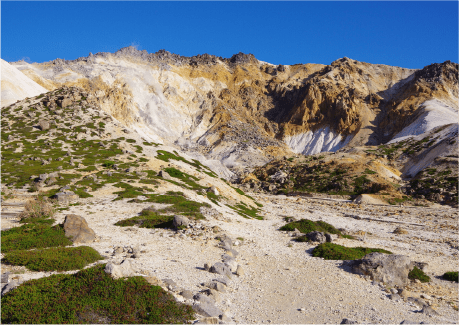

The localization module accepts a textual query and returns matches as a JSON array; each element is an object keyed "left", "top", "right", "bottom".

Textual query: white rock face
[
  {"left": 388, "top": 99, "right": 458, "bottom": 143},
  {"left": 284, "top": 126, "right": 353, "bottom": 155},
  {"left": 1, "top": 59, "right": 47, "bottom": 107}
]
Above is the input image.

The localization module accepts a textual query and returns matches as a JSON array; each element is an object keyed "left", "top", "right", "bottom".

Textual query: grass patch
[
  {"left": 312, "top": 243, "right": 392, "bottom": 260},
  {"left": 1, "top": 264, "right": 195, "bottom": 324},
  {"left": 442, "top": 271, "right": 458, "bottom": 283},
  {"left": 116, "top": 192, "right": 210, "bottom": 227},
  {"left": 1, "top": 224, "right": 73, "bottom": 253},
  {"left": 408, "top": 266, "right": 430, "bottom": 283},
  {"left": 228, "top": 203, "right": 263, "bottom": 220},
  {"left": 2, "top": 246, "right": 102, "bottom": 271}
]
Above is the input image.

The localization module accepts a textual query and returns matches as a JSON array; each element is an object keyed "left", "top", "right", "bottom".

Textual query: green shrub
[
  {"left": 442, "top": 271, "right": 458, "bottom": 282},
  {"left": 1, "top": 264, "right": 195, "bottom": 324},
  {"left": 408, "top": 266, "right": 430, "bottom": 283},
  {"left": 115, "top": 209, "right": 174, "bottom": 229},
  {"left": 280, "top": 219, "right": 353, "bottom": 239},
  {"left": 312, "top": 243, "right": 392, "bottom": 260},
  {"left": 3, "top": 246, "right": 102, "bottom": 271},
  {"left": 1, "top": 224, "right": 73, "bottom": 253}
]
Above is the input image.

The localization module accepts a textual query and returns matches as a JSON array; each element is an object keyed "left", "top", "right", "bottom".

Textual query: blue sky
[{"left": 1, "top": 1, "right": 458, "bottom": 69}]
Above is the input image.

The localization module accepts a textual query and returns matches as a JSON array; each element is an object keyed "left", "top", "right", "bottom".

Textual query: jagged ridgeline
[{"left": 6, "top": 48, "right": 457, "bottom": 167}]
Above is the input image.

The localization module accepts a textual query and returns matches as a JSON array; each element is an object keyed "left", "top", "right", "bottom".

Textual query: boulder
[
  {"left": 224, "top": 260, "right": 238, "bottom": 272},
  {"left": 207, "top": 186, "right": 219, "bottom": 196},
  {"left": 180, "top": 290, "right": 194, "bottom": 300},
  {"left": 306, "top": 231, "right": 327, "bottom": 243},
  {"left": 193, "top": 302, "right": 223, "bottom": 318},
  {"left": 158, "top": 170, "right": 171, "bottom": 180},
  {"left": 104, "top": 260, "right": 135, "bottom": 279},
  {"left": 1, "top": 281, "right": 19, "bottom": 296},
  {"left": 173, "top": 215, "right": 190, "bottom": 229},
  {"left": 346, "top": 253, "right": 412, "bottom": 287},
  {"left": 325, "top": 233, "right": 338, "bottom": 242},
  {"left": 203, "top": 281, "right": 226, "bottom": 292},
  {"left": 63, "top": 214, "right": 96, "bottom": 243},
  {"left": 38, "top": 120, "right": 50, "bottom": 131},
  {"left": 52, "top": 190, "right": 78, "bottom": 203},
  {"left": 57, "top": 97, "right": 72, "bottom": 108},
  {"left": 1, "top": 272, "right": 9, "bottom": 284},
  {"left": 209, "top": 262, "right": 232, "bottom": 278},
  {"left": 236, "top": 265, "right": 245, "bottom": 276}
]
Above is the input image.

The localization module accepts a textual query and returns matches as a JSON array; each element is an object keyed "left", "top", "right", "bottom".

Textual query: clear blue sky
[{"left": 2, "top": 1, "right": 458, "bottom": 69}]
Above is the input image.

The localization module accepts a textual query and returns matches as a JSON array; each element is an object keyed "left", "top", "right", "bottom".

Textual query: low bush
[
  {"left": 1, "top": 264, "right": 195, "bottom": 324},
  {"left": 408, "top": 266, "right": 430, "bottom": 283},
  {"left": 280, "top": 219, "right": 353, "bottom": 239},
  {"left": 442, "top": 271, "right": 458, "bottom": 283},
  {"left": 312, "top": 243, "right": 392, "bottom": 260},
  {"left": 19, "top": 196, "right": 55, "bottom": 221},
  {"left": 2, "top": 246, "right": 102, "bottom": 271},
  {"left": 1, "top": 224, "right": 73, "bottom": 253},
  {"left": 115, "top": 209, "right": 174, "bottom": 229}
]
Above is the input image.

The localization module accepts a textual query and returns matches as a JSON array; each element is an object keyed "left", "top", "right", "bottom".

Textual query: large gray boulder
[
  {"left": 63, "top": 214, "right": 96, "bottom": 243},
  {"left": 52, "top": 190, "right": 78, "bottom": 203},
  {"left": 346, "top": 252, "right": 412, "bottom": 287}
]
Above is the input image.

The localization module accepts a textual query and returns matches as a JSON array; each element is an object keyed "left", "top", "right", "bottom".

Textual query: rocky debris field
[{"left": 1, "top": 88, "right": 458, "bottom": 324}]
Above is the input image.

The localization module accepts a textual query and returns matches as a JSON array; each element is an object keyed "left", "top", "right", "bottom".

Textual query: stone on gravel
[
  {"left": 173, "top": 215, "right": 190, "bottom": 229},
  {"left": 346, "top": 252, "right": 412, "bottom": 287},
  {"left": 204, "top": 281, "right": 226, "bottom": 292},
  {"left": 208, "top": 186, "right": 219, "bottom": 196},
  {"left": 306, "top": 231, "right": 327, "bottom": 243},
  {"left": 212, "top": 278, "right": 230, "bottom": 286},
  {"left": 210, "top": 263, "right": 232, "bottom": 278},
  {"left": 341, "top": 319, "right": 357, "bottom": 324},
  {"left": 407, "top": 297, "right": 427, "bottom": 308},
  {"left": 204, "top": 262, "right": 211, "bottom": 271},
  {"left": 194, "top": 293, "right": 214, "bottom": 305},
  {"left": 52, "top": 190, "right": 78, "bottom": 203},
  {"left": 224, "top": 248, "right": 239, "bottom": 257},
  {"left": 422, "top": 305, "right": 439, "bottom": 316},
  {"left": 224, "top": 260, "right": 238, "bottom": 272},
  {"left": 325, "top": 233, "right": 338, "bottom": 242},
  {"left": 63, "top": 214, "right": 96, "bottom": 243},
  {"left": 1, "top": 280, "right": 19, "bottom": 296},
  {"left": 390, "top": 293, "right": 401, "bottom": 301},
  {"left": 145, "top": 275, "right": 164, "bottom": 287},
  {"left": 1, "top": 272, "right": 9, "bottom": 284},
  {"left": 203, "top": 288, "right": 222, "bottom": 303},
  {"left": 196, "top": 317, "right": 219, "bottom": 324},
  {"left": 158, "top": 170, "right": 172, "bottom": 179},
  {"left": 180, "top": 289, "right": 194, "bottom": 300},
  {"left": 236, "top": 265, "right": 245, "bottom": 276},
  {"left": 193, "top": 302, "right": 223, "bottom": 318},
  {"left": 38, "top": 120, "right": 50, "bottom": 131},
  {"left": 104, "top": 259, "right": 135, "bottom": 279},
  {"left": 222, "top": 254, "right": 235, "bottom": 263}
]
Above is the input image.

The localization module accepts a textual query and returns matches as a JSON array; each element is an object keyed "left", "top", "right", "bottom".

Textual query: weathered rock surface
[
  {"left": 63, "top": 214, "right": 96, "bottom": 243},
  {"left": 346, "top": 253, "right": 412, "bottom": 287}
]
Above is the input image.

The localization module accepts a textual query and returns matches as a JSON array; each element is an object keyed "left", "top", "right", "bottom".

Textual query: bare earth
[{"left": 1, "top": 187, "right": 458, "bottom": 324}]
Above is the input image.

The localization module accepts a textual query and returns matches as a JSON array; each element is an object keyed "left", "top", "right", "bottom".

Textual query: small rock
[
  {"left": 209, "top": 262, "right": 232, "bottom": 278},
  {"left": 407, "top": 297, "right": 427, "bottom": 308},
  {"left": 180, "top": 290, "right": 194, "bottom": 300},
  {"left": 208, "top": 186, "right": 219, "bottom": 196},
  {"left": 389, "top": 293, "right": 401, "bottom": 301},
  {"left": 204, "top": 262, "right": 211, "bottom": 271},
  {"left": 235, "top": 265, "right": 244, "bottom": 276},
  {"left": 204, "top": 281, "right": 226, "bottom": 292},
  {"left": 38, "top": 120, "right": 50, "bottom": 131},
  {"left": 196, "top": 317, "right": 219, "bottom": 324},
  {"left": 1, "top": 281, "right": 19, "bottom": 296},
  {"left": 104, "top": 260, "right": 135, "bottom": 279},
  {"left": 173, "top": 215, "right": 190, "bottom": 229},
  {"left": 394, "top": 227, "right": 408, "bottom": 235},
  {"left": 193, "top": 302, "right": 223, "bottom": 318},
  {"left": 145, "top": 276, "right": 164, "bottom": 287},
  {"left": 390, "top": 288, "right": 398, "bottom": 294},
  {"left": 341, "top": 319, "right": 357, "bottom": 324},
  {"left": 1, "top": 272, "right": 10, "bottom": 284},
  {"left": 306, "top": 231, "right": 327, "bottom": 243},
  {"left": 325, "top": 233, "right": 338, "bottom": 242},
  {"left": 422, "top": 305, "right": 439, "bottom": 316}
]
